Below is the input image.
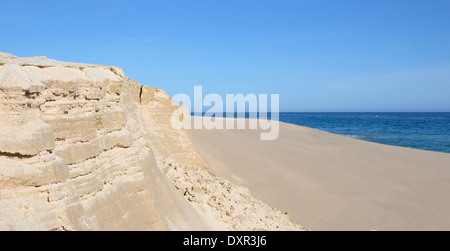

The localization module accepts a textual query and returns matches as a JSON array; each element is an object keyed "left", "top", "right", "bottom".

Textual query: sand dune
[
  {"left": 191, "top": 118, "right": 450, "bottom": 231},
  {"left": 0, "top": 53, "right": 304, "bottom": 231}
]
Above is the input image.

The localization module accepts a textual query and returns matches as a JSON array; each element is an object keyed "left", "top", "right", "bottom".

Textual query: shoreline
[
  {"left": 191, "top": 114, "right": 450, "bottom": 155},
  {"left": 281, "top": 121, "right": 450, "bottom": 156}
]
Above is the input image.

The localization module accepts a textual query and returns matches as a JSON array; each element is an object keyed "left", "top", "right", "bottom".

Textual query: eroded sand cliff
[{"left": 0, "top": 52, "right": 304, "bottom": 231}]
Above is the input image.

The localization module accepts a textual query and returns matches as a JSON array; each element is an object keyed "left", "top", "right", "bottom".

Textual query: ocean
[{"left": 279, "top": 112, "right": 450, "bottom": 154}]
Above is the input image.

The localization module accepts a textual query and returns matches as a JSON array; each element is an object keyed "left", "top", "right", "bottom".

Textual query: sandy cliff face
[{"left": 0, "top": 53, "right": 304, "bottom": 231}]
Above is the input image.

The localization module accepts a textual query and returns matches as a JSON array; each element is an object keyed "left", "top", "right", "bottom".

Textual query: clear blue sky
[{"left": 2, "top": 0, "right": 450, "bottom": 112}]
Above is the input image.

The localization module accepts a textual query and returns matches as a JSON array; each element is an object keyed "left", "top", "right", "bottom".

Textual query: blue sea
[{"left": 279, "top": 112, "right": 450, "bottom": 154}]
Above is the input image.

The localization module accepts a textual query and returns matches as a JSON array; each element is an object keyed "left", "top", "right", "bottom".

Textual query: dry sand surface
[{"left": 191, "top": 118, "right": 450, "bottom": 231}]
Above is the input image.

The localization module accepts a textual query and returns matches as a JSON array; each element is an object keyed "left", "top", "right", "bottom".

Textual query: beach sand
[{"left": 190, "top": 118, "right": 450, "bottom": 231}]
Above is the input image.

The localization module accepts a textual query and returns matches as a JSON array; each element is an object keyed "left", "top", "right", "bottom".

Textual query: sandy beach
[{"left": 191, "top": 118, "right": 450, "bottom": 231}]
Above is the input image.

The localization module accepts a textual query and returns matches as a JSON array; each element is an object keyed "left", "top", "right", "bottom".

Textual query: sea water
[{"left": 279, "top": 112, "right": 450, "bottom": 154}]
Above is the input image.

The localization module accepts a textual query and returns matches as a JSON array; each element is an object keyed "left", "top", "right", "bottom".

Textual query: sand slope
[{"left": 191, "top": 119, "right": 450, "bottom": 231}]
